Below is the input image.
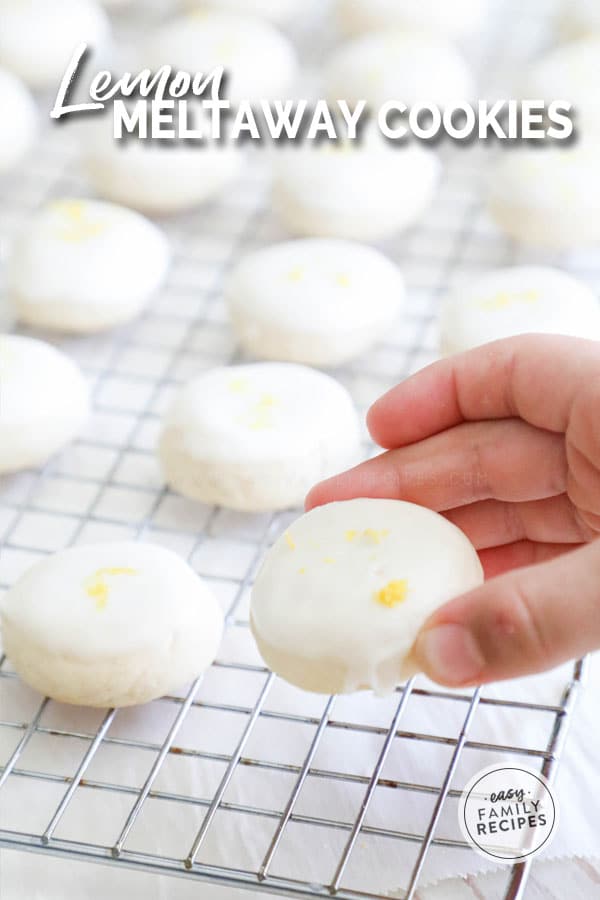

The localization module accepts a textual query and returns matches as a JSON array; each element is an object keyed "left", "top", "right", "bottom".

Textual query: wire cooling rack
[{"left": 0, "top": 0, "right": 596, "bottom": 898}]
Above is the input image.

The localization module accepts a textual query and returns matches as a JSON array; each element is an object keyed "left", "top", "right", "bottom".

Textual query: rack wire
[{"left": 0, "top": 0, "right": 595, "bottom": 897}]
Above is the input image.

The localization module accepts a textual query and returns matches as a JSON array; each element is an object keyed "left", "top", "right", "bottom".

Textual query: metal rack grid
[{"left": 0, "top": 1, "right": 594, "bottom": 898}]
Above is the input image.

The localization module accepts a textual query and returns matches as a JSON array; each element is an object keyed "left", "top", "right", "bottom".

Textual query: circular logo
[{"left": 459, "top": 765, "right": 558, "bottom": 863}]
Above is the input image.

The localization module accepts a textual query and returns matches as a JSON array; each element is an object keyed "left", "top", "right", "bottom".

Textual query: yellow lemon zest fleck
[
  {"left": 363, "top": 528, "right": 390, "bottom": 545},
  {"left": 479, "top": 289, "right": 541, "bottom": 312},
  {"left": 375, "top": 580, "right": 409, "bottom": 609},
  {"left": 85, "top": 568, "right": 138, "bottom": 611},
  {"left": 298, "top": 567, "right": 306, "bottom": 575},
  {"left": 257, "top": 393, "right": 277, "bottom": 408},
  {"left": 284, "top": 531, "right": 296, "bottom": 551},
  {"left": 324, "top": 557, "right": 336, "bottom": 564},
  {"left": 335, "top": 273, "right": 350, "bottom": 288},
  {"left": 287, "top": 267, "right": 304, "bottom": 282},
  {"left": 228, "top": 377, "right": 248, "bottom": 394},
  {"left": 345, "top": 529, "right": 358, "bottom": 542},
  {"left": 52, "top": 199, "right": 107, "bottom": 243}
]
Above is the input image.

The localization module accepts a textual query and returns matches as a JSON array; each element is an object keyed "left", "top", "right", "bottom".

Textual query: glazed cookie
[
  {"left": 523, "top": 37, "right": 600, "bottom": 137},
  {"left": 488, "top": 145, "right": 600, "bottom": 249},
  {"left": 0, "top": 69, "right": 36, "bottom": 172},
  {"left": 143, "top": 11, "right": 298, "bottom": 104},
  {"left": 0, "top": 335, "right": 90, "bottom": 474},
  {"left": 0, "top": 0, "right": 110, "bottom": 90},
  {"left": 187, "top": 0, "right": 303, "bottom": 25},
  {"left": 440, "top": 266, "right": 600, "bottom": 355},
  {"left": 0, "top": 542, "right": 224, "bottom": 707},
  {"left": 83, "top": 132, "right": 242, "bottom": 215},
  {"left": 336, "top": 0, "right": 486, "bottom": 39},
  {"left": 226, "top": 239, "right": 406, "bottom": 366},
  {"left": 324, "top": 30, "right": 474, "bottom": 110},
  {"left": 8, "top": 199, "right": 170, "bottom": 333},
  {"left": 159, "top": 363, "right": 362, "bottom": 511},
  {"left": 273, "top": 132, "right": 440, "bottom": 241},
  {"left": 251, "top": 499, "right": 483, "bottom": 695}
]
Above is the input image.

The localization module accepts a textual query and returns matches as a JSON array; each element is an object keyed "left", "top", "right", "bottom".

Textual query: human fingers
[
  {"left": 477, "top": 540, "right": 581, "bottom": 579},
  {"left": 306, "top": 418, "right": 567, "bottom": 512},
  {"left": 443, "top": 494, "right": 595, "bottom": 549},
  {"left": 367, "top": 335, "right": 600, "bottom": 450},
  {"left": 409, "top": 539, "right": 600, "bottom": 687}
]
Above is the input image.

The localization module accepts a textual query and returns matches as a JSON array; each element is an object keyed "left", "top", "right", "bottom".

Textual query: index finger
[{"left": 368, "top": 335, "right": 600, "bottom": 450}]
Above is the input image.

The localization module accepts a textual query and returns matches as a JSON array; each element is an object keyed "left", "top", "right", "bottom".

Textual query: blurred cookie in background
[
  {"left": 0, "top": 0, "right": 110, "bottom": 91},
  {"left": 324, "top": 30, "right": 474, "bottom": 111},
  {"left": 226, "top": 238, "right": 406, "bottom": 367},
  {"left": 273, "top": 130, "right": 440, "bottom": 242},
  {"left": 488, "top": 144, "right": 600, "bottom": 250},
  {"left": 143, "top": 10, "right": 298, "bottom": 104},
  {"left": 0, "top": 68, "right": 37, "bottom": 172},
  {"left": 440, "top": 265, "right": 600, "bottom": 355},
  {"left": 82, "top": 126, "right": 243, "bottom": 215},
  {"left": 336, "top": 0, "right": 487, "bottom": 40},
  {"left": 523, "top": 36, "right": 600, "bottom": 137},
  {"left": 561, "top": 0, "right": 600, "bottom": 38},
  {"left": 186, "top": 0, "right": 304, "bottom": 26},
  {"left": 7, "top": 198, "right": 170, "bottom": 333}
]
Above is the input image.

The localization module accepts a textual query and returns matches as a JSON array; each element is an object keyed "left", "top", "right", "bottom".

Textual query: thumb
[{"left": 411, "top": 540, "right": 600, "bottom": 687}]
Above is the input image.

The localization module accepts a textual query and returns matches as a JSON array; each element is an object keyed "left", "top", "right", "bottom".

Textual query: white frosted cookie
[
  {"left": 0, "top": 69, "right": 36, "bottom": 172},
  {"left": 0, "top": 542, "right": 224, "bottom": 707},
  {"left": 274, "top": 132, "right": 440, "bottom": 241},
  {"left": 324, "top": 30, "right": 474, "bottom": 110},
  {"left": 83, "top": 132, "right": 242, "bottom": 215},
  {"left": 8, "top": 199, "right": 170, "bottom": 333},
  {"left": 488, "top": 145, "right": 600, "bottom": 249},
  {"left": 143, "top": 11, "right": 298, "bottom": 104},
  {"left": 524, "top": 37, "right": 600, "bottom": 137},
  {"left": 0, "top": 0, "right": 110, "bottom": 90},
  {"left": 0, "top": 335, "right": 90, "bottom": 474},
  {"left": 440, "top": 266, "right": 600, "bottom": 355},
  {"left": 336, "top": 0, "right": 486, "bottom": 39},
  {"left": 226, "top": 239, "right": 406, "bottom": 366},
  {"left": 251, "top": 499, "right": 483, "bottom": 695},
  {"left": 159, "top": 363, "right": 361, "bottom": 511},
  {"left": 187, "top": 0, "right": 302, "bottom": 25}
]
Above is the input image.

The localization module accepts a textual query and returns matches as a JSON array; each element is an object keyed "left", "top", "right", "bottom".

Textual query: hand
[{"left": 306, "top": 335, "right": 600, "bottom": 687}]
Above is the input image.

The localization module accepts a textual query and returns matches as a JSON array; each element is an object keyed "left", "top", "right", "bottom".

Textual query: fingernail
[{"left": 414, "top": 624, "right": 485, "bottom": 686}]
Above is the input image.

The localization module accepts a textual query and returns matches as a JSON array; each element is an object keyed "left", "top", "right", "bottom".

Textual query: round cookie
[
  {"left": 187, "top": 0, "right": 302, "bottom": 25},
  {"left": 0, "top": 0, "right": 110, "bottom": 90},
  {"left": 83, "top": 132, "right": 242, "bottom": 215},
  {"left": 0, "top": 69, "right": 36, "bottom": 173},
  {"left": 0, "top": 335, "right": 90, "bottom": 474},
  {"left": 8, "top": 198, "right": 170, "bottom": 333},
  {"left": 0, "top": 542, "right": 224, "bottom": 707},
  {"left": 324, "top": 30, "right": 474, "bottom": 110},
  {"left": 143, "top": 11, "right": 298, "bottom": 104},
  {"left": 488, "top": 145, "right": 600, "bottom": 250},
  {"left": 226, "top": 239, "right": 406, "bottom": 366},
  {"left": 159, "top": 363, "right": 362, "bottom": 511},
  {"left": 336, "top": 0, "right": 487, "bottom": 39},
  {"left": 440, "top": 266, "right": 600, "bottom": 355},
  {"left": 251, "top": 499, "right": 483, "bottom": 695},
  {"left": 273, "top": 133, "right": 440, "bottom": 241},
  {"left": 523, "top": 37, "right": 600, "bottom": 137}
]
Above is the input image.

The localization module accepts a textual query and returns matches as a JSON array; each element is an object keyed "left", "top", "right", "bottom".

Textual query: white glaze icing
[
  {"left": 251, "top": 499, "right": 484, "bottom": 695},
  {"left": 226, "top": 238, "right": 406, "bottom": 366}
]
